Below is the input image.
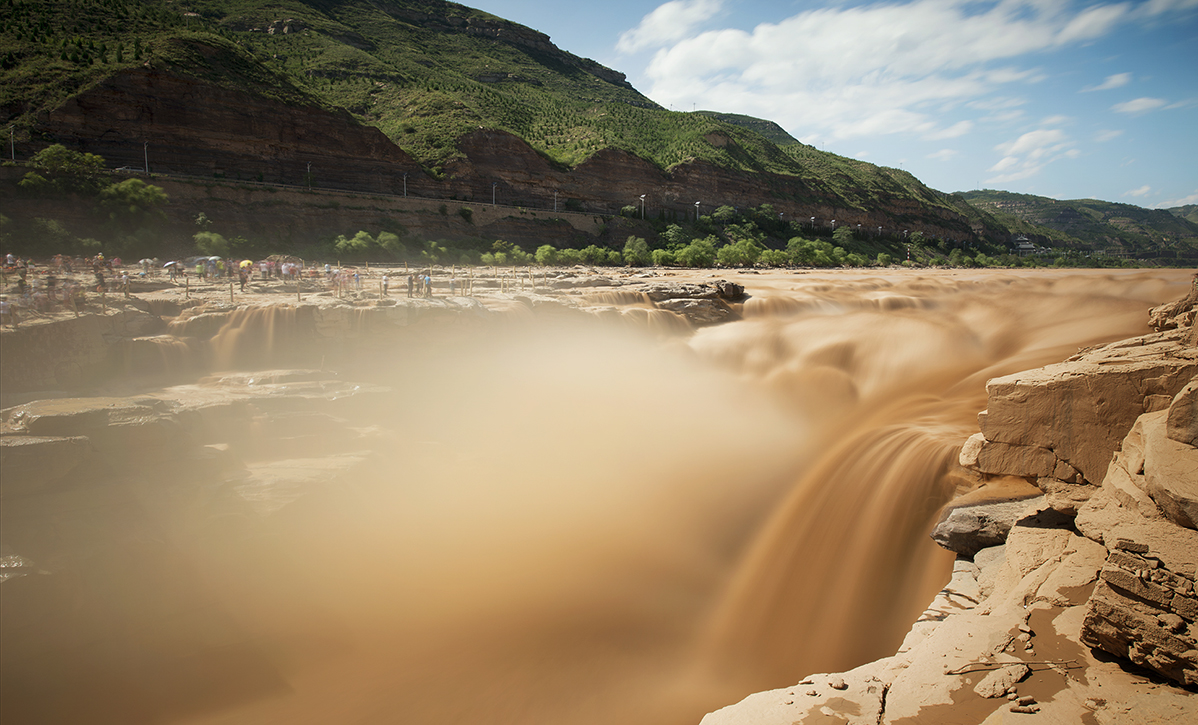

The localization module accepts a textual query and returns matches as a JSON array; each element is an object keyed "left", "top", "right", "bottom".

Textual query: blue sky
[{"left": 466, "top": 0, "right": 1198, "bottom": 208}]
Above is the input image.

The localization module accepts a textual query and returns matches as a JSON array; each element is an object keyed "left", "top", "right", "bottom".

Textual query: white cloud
[
  {"left": 1082, "top": 72, "right": 1132, "bottom": 92},
  {"left": 1095, "top": 129, "right": 1124, "bottom": 142},
  {"left": 616, "top": 0, "right": 723, "bottom": 54},
  {"left": 924, "top": 120, "right": 973, "bottom": 140},
  {"left": 1124, "top": 185, "right": 1152, "bottom": 197},
  {"left": 1156, "top": 190, "right": 1198, "bottom": 208},
  {"left": 631, "top": 0, "right": 1194, "bottom": 147},
  {"left": 997, "top": 129, "right": 1068, "bottom": 158},
  {"left": 1112, "top": 97, "right": 1168, "bottom": 114},
  {"left": 986, "top": 126, "right": 1076, "bottom": 182},
  {"left": 928, "top": 148, "right": 959, "bottom": 161}
]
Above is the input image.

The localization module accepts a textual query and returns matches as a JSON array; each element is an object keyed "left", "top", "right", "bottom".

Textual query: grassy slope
[
  {"left": 2, "top": 0, "right": 977, "bottom": 222},
  {"left": 959, "top": 190, "right": 1198, "bottom": 256}
]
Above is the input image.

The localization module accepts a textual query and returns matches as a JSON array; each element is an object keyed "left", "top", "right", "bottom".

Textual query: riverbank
[{"left": 701, "top": 285, "right": 1197, "bottom": 724}]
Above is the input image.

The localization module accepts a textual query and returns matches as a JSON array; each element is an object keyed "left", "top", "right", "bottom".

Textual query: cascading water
[{"left": 1, "top": 269, "right": 1191, "bottom": 725}]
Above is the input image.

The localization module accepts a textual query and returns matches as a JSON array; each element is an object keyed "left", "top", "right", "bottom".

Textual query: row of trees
[
  {"left": 6, "top": 147, "right": 1155, "bottom": 270},
  {"left": 8, "top": 144, "right": 171, "bottom": 256}
]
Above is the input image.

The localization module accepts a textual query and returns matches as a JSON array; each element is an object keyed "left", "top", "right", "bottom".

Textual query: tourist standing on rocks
[{"left": 382, "top": 274, "right": 389, "bottom": 296}]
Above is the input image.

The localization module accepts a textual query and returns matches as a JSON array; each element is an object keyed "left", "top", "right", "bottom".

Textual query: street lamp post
[
  {"left": 492, "top": 181, "right": 497, "bottom": 206},
  {"left": 831, "top": 219, "right": 836, "bottom": 230},
  {"left": 143, "top": 141, "right": 149, "bottom": 175},
  {"left": 403, "top": 172, "right": 408, "bottom": 197},
  {"left": 554, "top": 190, "right": 558, "bottom": 213},
  {"left": 810, "top": 216, "right": 815, "bottom": 231},
  {"left": 694, "top": 201, "right": 701, "bottom": 222},
  {"left": 639, "top": 194, "right": 646, "bottom": 219},
  {"left": 306, "top": 162, "right": 312, "bottom": 191}
]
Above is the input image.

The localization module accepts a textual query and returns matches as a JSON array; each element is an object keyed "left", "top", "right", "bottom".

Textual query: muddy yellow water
[{"left": 1, "top": 268, "right": 1191, "bottom": 725}]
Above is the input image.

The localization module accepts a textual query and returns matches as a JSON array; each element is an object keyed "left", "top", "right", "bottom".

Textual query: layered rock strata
[{"left": 961, "top": 303, "right": 1197, "bottom": 514}]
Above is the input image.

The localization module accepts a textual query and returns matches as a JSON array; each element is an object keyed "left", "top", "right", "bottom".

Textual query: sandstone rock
[
  {"left": 1032, "top": 534, "right": 1107, "bottom": 607},
  {"left": 975, "top": 545, "right": 1007, "bottom": 600},
  {"left": 654, "top": 297, "right": 734, "bottom": 326},
  {"left": 973, "top": 663, "right": 1030, "bottom": 698},
  {"left": 978, "top": 327, "right": 1197, "bottom": 503},
  {"left": 931, "top": 497, "right": 1043, "bottom": 557},
  {"left": 1167, "top": 379, "right": 1198, "bottom": 446},
  {"left": 962, "top": 437, "right": 1058, "bottom": 478},
  {"left": 1035, "top": 476, "right": 1094, "bottom": 515},
  {"left": 1074, "top": 409, "right": 1198, "bottom": 687},
  {"left": 1148, "top": 288, "right": 1198, "bottom": 332},
  {"left": 1137, "top": 410, "right": 1198, "bottom": 529}
]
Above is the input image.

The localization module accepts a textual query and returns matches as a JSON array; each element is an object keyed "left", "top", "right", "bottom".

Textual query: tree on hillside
[
  {"left": 660, "top": 223, "right": 690, "bottom": 249},
  {"left": 98, "top": 178, "right": 169, "bottom": 224},
  {"left": 19, "top": 144, "right": 107, "bottom": 194},
  {"left": 832, "top": 226, "right": 855, "bottom": 248}
]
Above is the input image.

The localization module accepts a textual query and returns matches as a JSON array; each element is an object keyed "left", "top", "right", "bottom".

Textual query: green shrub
[
  {"left": 535, "top": 244, "right": 558, "bottom": 266},
  {"left": 759, "top": 249, "right": 789, "bottom": 267},
  {"left": 676, "top": 237, "right": 717, "bottom": 267},
  {"left": 194, "top": 231, "right": 229, "bottom": 256},
  {"left": 622, "top": 236, "right": 650, "bottom": 266}
]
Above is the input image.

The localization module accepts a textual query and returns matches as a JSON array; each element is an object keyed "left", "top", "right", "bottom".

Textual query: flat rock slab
[{"left": 973, "top": 663, "right": 1030, "bottom": 698}]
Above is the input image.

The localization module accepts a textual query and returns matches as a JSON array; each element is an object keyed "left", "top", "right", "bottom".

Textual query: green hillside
[
  {"left": 695, "top": 111, "right": 803, "bottom": 147},
  {"left": 1, "top": 0, "right": 974, "bottom": 221},
  {"left": 1169, "top": 205, "right": 1198, "bottom": 226},
  {"left": 958, "top": 190, "right": 1198, "bottom": 257}
]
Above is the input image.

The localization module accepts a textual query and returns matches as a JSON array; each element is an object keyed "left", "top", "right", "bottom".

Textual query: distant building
[{"left": 1014, "top": 235, "right": 1037, "bottom": 256}]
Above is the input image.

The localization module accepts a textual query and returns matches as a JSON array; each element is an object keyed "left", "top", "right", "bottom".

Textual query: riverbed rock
[
  {"left": 973, "top": 663, "right": 1029, "bottom": 698},
  {"left": 968, "top": 326, "right": 1197, "bottom": 510},
  {"left": 0, "top": 435, "right": 91, "bottom": 498},
  {"left": 930, "top": 497, "right": 1043, "bottom": 557},
  {"left": 1167, "top": 379, "right": 1198, "bottom": 447}
]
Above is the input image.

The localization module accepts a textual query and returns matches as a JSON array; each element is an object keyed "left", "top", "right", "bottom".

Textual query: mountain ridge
[{"left": 2, "top": 0, "right": 1192, "bottom": 264}]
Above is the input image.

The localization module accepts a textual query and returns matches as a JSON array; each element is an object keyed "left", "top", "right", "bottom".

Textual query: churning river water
[{"left": 1, "top": 268, "right": 1192, "bottom": 725}]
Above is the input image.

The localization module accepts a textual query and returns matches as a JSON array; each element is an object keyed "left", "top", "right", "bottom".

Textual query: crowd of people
[{"left": 0, "top": 251, "right": 500, "bottom": 329}]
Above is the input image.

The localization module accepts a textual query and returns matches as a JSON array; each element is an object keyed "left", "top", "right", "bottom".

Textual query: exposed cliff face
[
  {"left": 39, "top": 67, "right": 428, "bottom": 194},
  {"left": 31, "top": 67, "right": 993, "bottom": 246}
]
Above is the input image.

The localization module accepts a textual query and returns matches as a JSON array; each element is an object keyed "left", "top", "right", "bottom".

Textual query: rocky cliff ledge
[{"left": 703, "top": 289, "right": 1198, "bottom": 724}]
